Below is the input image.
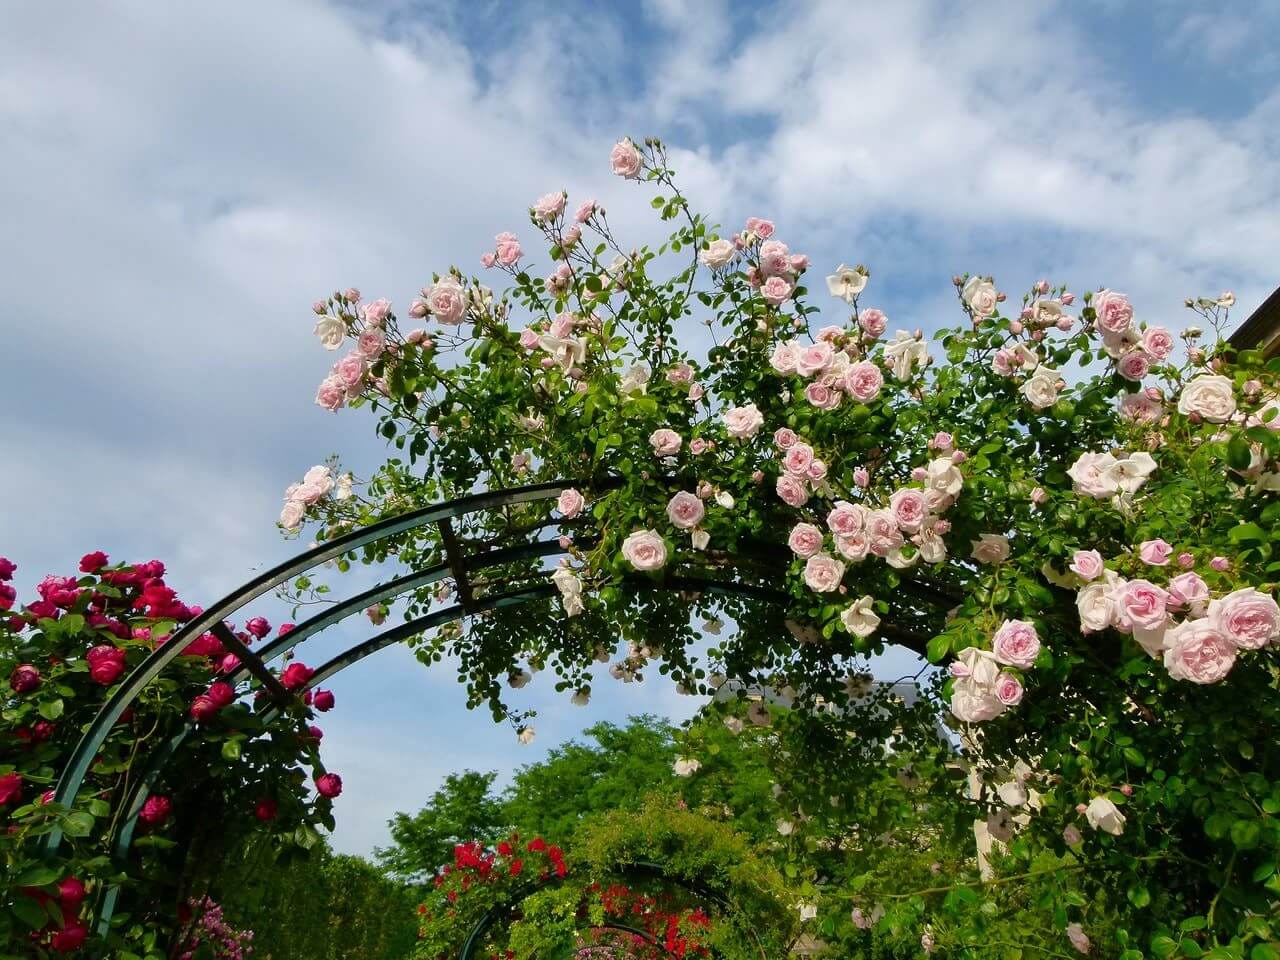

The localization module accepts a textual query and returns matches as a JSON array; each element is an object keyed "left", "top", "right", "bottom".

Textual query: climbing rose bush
[
  {"left": 1, "top": 555, "right": 339, "bottom": 957},
  {"left": 287, "top": 136, "right": 1280, "bottom": 955}
]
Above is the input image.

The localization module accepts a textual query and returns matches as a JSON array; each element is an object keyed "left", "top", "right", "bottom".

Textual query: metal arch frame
[{"left": 44, "top": 476, "right": 940, "bottom": 937}]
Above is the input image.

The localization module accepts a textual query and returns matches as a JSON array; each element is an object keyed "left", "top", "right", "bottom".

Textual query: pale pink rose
[
  {"left": 481, "top": 252, "right": 496, "bottom": 268},
  {"left": 795, "top": 341, "right": 834, "bottom": 376},
  {"left": 532, "top": 191, "right": 566, "bottom": 222},
  {"left": 804, "top": 552, "right": 846, "bottom": 592},
  {"left": 495, "top": 231, "right": 523, "bottom": 266},
  {"left": 805, "top": 380, "right": 841, "bottom": 410},
  {"left": 723, "top": 404, "right": 764, "bottom": 439},
  {"left": 1093, "top": 289, "right": 1134, "bottom": 334},
  {"left": 783, "top": 442, "right": 815, "bottom": 476},
  {"left": 776, "top": 474, "right": 810, "bottom": 507},
  {"left": 769, "top": 341, "right": 798, "bottom": 375},
  {"left": 574, "top": 199, "right": 596, "bottom": 223},
  {"left": 836, "top": 531, "right": 871, "bottom": 561},
  {"left": 889, "top": 489, "right": 927, "bottom": 533},
  {"left": 992, "top": 350, "right": 1016, "bottom": 376},
  {"left": 866, "top": 510, "right": 904, "bottom": 556},
  {"left": 279, "top": 500, "right": 305, "bottom": 530},
  {"left": 950, "top": 679, "right": 1006, "bottom": 722},
  {"left": 774, "top": 427, "right": 798, "bottom": 450},
  {"left": 519, "top": 327, "right": 540, "bottom": 350},
  {"left": 1066, "top": 452, "right": 1118, "bottom": 499},
  {"left": 315, "top": 375, "right": 346, "bottom": 411},
  {"left": 1116, "top": 350, "right": 1151, "bottom": 382},
  {"left": 610, "top": 138, "right": 643, "bottom": 178},
  {"left": 994, "top": 672, "right": 1024, "bottom": 706},
  {"left": 844, "top": 362, "right": 884, "bottom": 402},
  {"left": 666, "top": 362, "right": 694, "bottom": 385},
  {"left": 1066, "top": 923, "right": 1090, "bottom": 956},
  {"left": 428, "top": 278, "right": 468, "bottom": 324},
  {"left": 807, "top": 459, "right": 828, "bottom": 481},
  {"left": 1119, "top": 579, "right": 1169, "bottom": 631},
  {"left": 816, "top": 324, "right": 844, "bottom": 344},
  {"left": 853, "top": 467, "right": 870, "bottom": 488},
  {"left": 562, "top": 225, "right": 581, "bottom": 247},
  {"left": 859, "top": 308, "right": 887, "bottom": 338},
  {"left": 688, "top": 384, "right": 704, "bottom": 401},
  {"left": 1030, "top": 487, "right": 1048, "bottom": 505},
  {"left": 761, "top": 275, "right": 794, "bottom": 305},
  {"left": 745, "top": 217, "right": 774, "bottom": 239},
  {"left": 1138, "top": 539, "right": 1173, "bottom": 566},
  {"left": 334, "top": 352, "right": 367, "bottom": 389},
  {"left": 930, "top": 432, "right": 953, "bottom": 451},
  {"left": 1210, "top": 556, "right": 1229, "bottom": 572},
  {"left": 790, "top": 254, "right": 810, "bottom": 272},
  {"left": 1142, "top": 326, "right": 1174, "bottom": 360},
  {"left": 650, "top": 429, "right": 683, "bottom": 457},
  {"left": 827, "top": 501, "right": 865, "bottom": 537},
  {"left": 557, "top": 488, "right": 585, "bottom": 518},
  {"left": 788, "top": 522, "right": 825, "bottom": 557},
  {"left": 1163, "top": 618, "right": 1236, "bottom": 683},
  {"left": 1069, "top": 550, "right": 1104, "bottom": 581},
  {"left": 690, "top": 438, "right": 710, "bottom": 455},
  {"left": 1208, "top": 588, "right": 1280, "bottom": 650},
  {"left": 1176, "top": 552, "right": 1195, "bottom": 568},
  {"left": 992, "top": 619, "right": 1040, "bottom": 669},
  {"left": 1177, "top": 374, "right": 1236, "bottom": 423},
  {"left": 361, "top": 297, "right": 392, "bottom": 327},
  {"left": 1118, "top": 391, "right": 1162, "bottom": 423},
  {"left": 970, "top": 534, "right": 1011, "bottom": 565},
  {"left": 356, "top": 327, "right": 386, "bottom": 358},
  {"left": 621, "top": 529, "right": 667, "bottom": 570},
  {"left": 666, "top": 491, "right": 706, "bottom": 530},
  {"left": 758, "top": 240, "right": 791, "bottom": 277}
]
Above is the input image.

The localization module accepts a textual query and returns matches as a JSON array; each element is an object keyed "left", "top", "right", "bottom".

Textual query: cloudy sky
[{"left": 3, "top": 0, "right": 1279, "bottom": 857}]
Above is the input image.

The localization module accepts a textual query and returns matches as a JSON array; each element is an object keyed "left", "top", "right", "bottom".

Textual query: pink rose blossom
[
  {"left": 1210, "top": 556, "right": 1230, "bottom": 572},
  {"left": 557, "top": 488, "right": 584, "bottom": 518},
  {"left": 495, "top": 232, "right": 523, "bottom": 266},
  {"left": 803, "top": 552, "right": 846, "bottom": 592},
  {"left": 783, "top": 443, "right": 815, "bottom": 476},
  {"left": 992, "top": 619, "right": 1041, "bottom": 669},
  {"left": 532, "top": 191, "right": 566, "bottom": 222},
  {"left": 480, "top": 252, "right": 496, "bottom": 268},
  {"left": 1139, "top": 539, "right": 1173, "bottom": 566},
  {"left": 805, "top": 380, "right": 841, "bottom": 410},
  {"left": 774, "top": 427, "right": 798, "bottom": 450},
  {"left": 690, "top": 438, "right": 710, "bottom": 455},
  {"left": 770, "top": 341, "right": 798, "bottom": 374},
  {"left": 1119, "top": 579, "right": 1170, "bottom": 631},
  {"left": 745, "top": 217, "right": 775, "bottom": 239},
  {"left": 610, "top": 139, "right": 643, "bottom": 178},
  {"left": 1142, "top": 326, "right": 1175, "bottom": 359},
  {"left": 666, "top": 362, "right": 694, "bottom": 385},
  {"left": 1066, "top": 923, "right": 1090, "bottom": 956},
  {"left": 519, "top": 327, "right": 540, "bottom": 350},
  {"left": 1176, "top": 552, "right": 1195, "bottom": 568},
  {"left": 622, "top": 529, "right": 667, "bottom": 570},
  {"left": 575, "top": 199, "right": 596, "bottom": 223},
  {"left": 1163, "top": 619, "right": 1236, "bottom": 683},
  {"left": 1069, "top": 550, "right": 1104, "bottom": 581},
  {"left": 788, "top": 523, "right": 825, "bottom": 557},
  {"left": 790, "top": 253, "right": 810, "bottom": 272},
  {"left": 1117, "top": 350, "right": 1151, "bottom": 381},
  {"left": 866, "top": 510, "right": 904, "bottom": 556},
  {"left": 994, "top": 672, "right": 1024, "bottom": 706},
  {"left": 794, "top": 342, "right": 834, "bottom": 376},
  {"left": 806, "top": 459, "right": 828, "bottom": 481},
  {"left": 1208, "top": 588, "right": 1280, "bottom": 650},
  {"left": 427, "top": 278, "right": 468, "bottom": 324},
  {"left": 356, "top": 328, "right": 386, "bottom": 358},
  {"left": 889, "top": 489, "right": 927, "bottom": 533},
  {"left": 776, "top": 474, "right": 810, "bottom": 507},
  {"left": 859, "top": 308, "right": 887, "bottom": 338},
  {"left": 827, "top": 502, "right": 865, "bottom": 537},
  {"left": 845, "top": 362, "right": 884, "bottom": 402},
  {"left": 315, "top": 375, "right": 347, "bottom": 411},
  {"left": 1093, "top": 289, "right": 1134, "bottom": 334},
  {"left": 650, "top": 429, "right": 683, "bottom": 457},
  {"left": 334, "top": 352, "right": 367, "bottom": 389},
  {"left": 760, "top": 275, "right": 794, "bottom": 306},
  {"left": 758, "top": 240, "right": 791, "bottom": 277},
  {"left": 666, "top": 491, "right": 706, "bottom": 530},
  {"left": 853, "top": 467, "right": 870, "bottom": 488}
]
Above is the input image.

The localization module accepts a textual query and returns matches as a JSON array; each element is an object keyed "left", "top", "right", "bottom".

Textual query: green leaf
[
  {"left": 1128, "top": 884, "right": 1152, "bottom": 908},
  {"left": 16, "top": 865, "right": 58, "bottom": 887},
  {"left": 62, "top": 810, "right": 95, "bottom": 838},
  {"left": 1231, "top": 818, "right": 1261, "bottom": 850},
  {"left": 38, "top": 699, "right": 64, "bottom": 721},
  {"left": 925, "top": 634, "right": 951, "bottom": 663},
  {"left": 221, "top": 739, "right": 242, "bottom": 762},
  {"left": 1251, "top": 944, "right": 1279, "bottom": 960},
  {"left": 1227, "top": 433, "right": 1254, "bottom": 470}
]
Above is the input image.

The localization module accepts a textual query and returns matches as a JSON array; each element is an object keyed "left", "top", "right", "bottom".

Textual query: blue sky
[{"left": 2, "top": 0, "right": 1279, "bottom": 856}]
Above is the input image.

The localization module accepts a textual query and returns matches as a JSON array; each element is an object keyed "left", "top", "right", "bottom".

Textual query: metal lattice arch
[{"left": 43, "top": 479, "right": 939, "bottom": 941}]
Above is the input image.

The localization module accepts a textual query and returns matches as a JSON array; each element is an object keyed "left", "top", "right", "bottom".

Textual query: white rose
[
  {"left": 673, "top": 757, "right": 702, "bottom": 777},
  {"left": 1102, "top": 451, "right": 1157, "bottom": 496},
  {"left": 313, "top": 315, "right": 346, "bottom": 350},
  {"left": 723, "top": 403, "right": 765, "bottom": 439},
  {"left": 621, "top": 529, "right": 668, "bottom": 571},
  {"left": 517, "top": 726, "right": 536, "bottom": 744},
  {"left": 825, "top": 263, "right": 868, "bottom": 303},
  {"left": 970, "top": 534, "right": 1011, "bottom": 565},
  {"left": 961, "top": 276, "right": 998, "bottom": 317},
  {"left": 1020, "top": 367, "right": 1062, "bottom": 410},
  {"left": 620, "top": 363, "right": 651, "bottom": 396},
  {"left": 279, "top": 500, "right": 305, "bottom": 531},
  {"left": 926, "top": 457, "right": 964, "bottom": 497},
  {"left": 1067, "top": 452, "right": 1119, "bottom": 499},
  {"left": 1177, "top": 374, "right": 1236, "bottom": 423},
  {"left": 699, "top": 238, "right": 735, "bottom": 269},
  {"left": 335, "top": 473, "right": 354, "bottom": 500},
  {"left": 882, "top": 330, "right": 929, "bottom": 381},
  {"left": 1084, "top": 796, "right": 1126, "bottom": 835},
  {"left": 1076, "top": 582, "right": 1114, "bottom": 633},
  {"left": 840, "top": 595, "right": 881, "bottom": 637}
]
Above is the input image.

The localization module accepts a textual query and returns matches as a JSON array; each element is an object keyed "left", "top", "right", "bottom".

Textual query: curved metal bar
[{"left": 44, "top": 479, "right": 581, "bottom": 853}]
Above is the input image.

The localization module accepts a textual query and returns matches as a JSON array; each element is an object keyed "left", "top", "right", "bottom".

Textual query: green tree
[{"left": 375, "top": 769, "right": 504, "bottom": 882}]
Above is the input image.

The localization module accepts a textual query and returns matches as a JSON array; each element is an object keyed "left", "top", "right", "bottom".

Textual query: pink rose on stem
[
  {"left": 1066, "top": 923, "right": 1090, "bottom": 955},
  {"left": 1093, "top": 289, "right": 1134, "bottom": 334},
  {"left": 427, "top": 278, "right": 467, "bottom": 324},
  {"left": 1210, "top": 556, "right": 1229, "bottom": 572},
  {"left": 650, "top": 428, "right": 682, "bottom": 456},
  {"left": 788, "top": 523, "right": 825, "bottom": 558},
  {"left": 888, "top": 489, "right": 927, "bottom": 533},
  {"left": 1167, "top": 572, "right": 1209, "bottom": 611},
  {"left": 1163, "top": 619, "right": 1236, "bottom": 683},
  {"left": 795, "top": 342, "right": 834, "bottom": 376},
  {"left": 1142, "top": 326, "right": 1175, "bottom": 359},
  {"left": 807, "top": 459, "right": 827, "bottom": 481},
  {"left": 774, "top": 427, "right": 798, "bottom": 449},
  {"left": 574, "top": 199, "right": 596, "bottom": 223},
  {"left": 761, "top": 275, "right": 794, "bottom": 305},
  {"left": 610, "top": 138, "right": 642, "bottom": 178},
  {"left": 1119, "top": 580, "right": 1169, "bottom": 631},
  {"left": 622, "top": 530, "right": 667, "bottom": 571},
  {"left": 803, "top": 553, "right": 846, "bottom": 592},
  {"left": 994, "top": 672, "right": 1024, "bottom": 706},
  {"left": 1208, "top": 588, "right": 1280, "bottom": 650},
  {"left": 783, "top": 442, "right": 815, "bottom": 476},
  {"left": 315, "top": 375, "right": 346, "bottom": 411},
  {"left": 859, "top": 308, "right": 887, "bottom": 338},
  {"left": 1138, "top": 538, "right": 1173, "bottom": 566},
  {"left": 557, "top": 488, "right": 585, "bottom": 518},
  {"left": 723, "top": 404, "right": 764, "bottom": 439},
  {"left": 315, "top": 773, "right": 343, "bottom": 798},
  {"left": 845, "top": 362, "right": 884, "bottom": 402},
  {"left": 1117, "top": 350, "right": 1151, "bottom": 381},
  {"left": 776, "top": 474, "right": 810, "bottom": 507},
  {"left": 769, "top": 342, "right": 798, "bottom": 374},
  {"left": 854, "top": 467, "right": 870, "bottom": 488},
  {"left": 532, "top": 192, "right": 566, "bottom": 222},
  {"left": 281, "top": 662, "right": 314, "bottom": 690},
  {"left": 991, "top": 620, "right": 1040, "bottom": 669},
  {"left": 805, "top": 380, "right": 841, "bottom": 410},
  {"left": 666, "top": 492, "right": 705, "bottom": 530},
  {"left": 827, "top": 502, "right": 865, "bottom": 537},
  {"left": 495, "top": 232, "right": 523, "bottom": 266}
]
